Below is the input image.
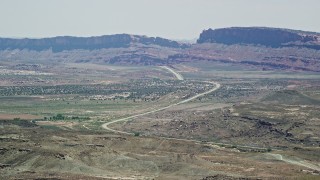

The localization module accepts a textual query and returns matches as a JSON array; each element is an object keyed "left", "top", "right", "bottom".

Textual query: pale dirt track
[
  {"left": 102, "top": 66, "right": 219, "bottom": 134},
  {"left": 268, "top": 153, "right": 320, "bottom": 172},
  {"left": 101, "top": 81, "right": 220, "bottom": 134},
  {"left": 159, "top": 66, "right": 184, "bottom": 80}
]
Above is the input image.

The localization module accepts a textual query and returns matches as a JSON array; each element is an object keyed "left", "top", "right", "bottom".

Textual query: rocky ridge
[
  {"left": 0, "top": 34, "right": 188, "bottom": 52},
  {"left": 0, "top": 27, "right": 320, "bottom": 71},
  {"left": 197, "top": 27, "right": 320, "bottom": 49}
]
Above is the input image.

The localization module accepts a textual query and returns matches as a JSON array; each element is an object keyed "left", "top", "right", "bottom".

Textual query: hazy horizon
[{"left": 1, "top": 0, "right": 319, "bottom": 40}]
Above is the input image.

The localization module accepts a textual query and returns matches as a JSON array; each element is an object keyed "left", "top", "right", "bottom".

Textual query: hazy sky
[{"left": 0, "top": 0, "right": 319, "bottom": 39}]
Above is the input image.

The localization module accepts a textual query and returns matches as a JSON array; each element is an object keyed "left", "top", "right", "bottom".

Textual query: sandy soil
[{"left": 36, "top": 121, "right": 78, "bottom": 128}]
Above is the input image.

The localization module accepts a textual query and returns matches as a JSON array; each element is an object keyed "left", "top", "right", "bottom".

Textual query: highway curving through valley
[
  {"left": 102, "top": 66, "right": 220, "bottom": 134},
  {"left": 101, "top": 66, "right": 320, "bottom": 172}
]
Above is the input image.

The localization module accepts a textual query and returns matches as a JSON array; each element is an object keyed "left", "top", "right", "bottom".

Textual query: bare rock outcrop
[{"left": 197, "top": 27, "right": 319, "bottom": 48}]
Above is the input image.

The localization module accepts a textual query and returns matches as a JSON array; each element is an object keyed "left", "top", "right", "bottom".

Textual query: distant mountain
[
  {"left": 197, "top": 27, "right": 320, "bottom": 49},
  {"left": 0, "top": 27, "right": 319, "bottom": 72},
  {"left": 0, "top": 34, "right": 189, "bottom": 52}
]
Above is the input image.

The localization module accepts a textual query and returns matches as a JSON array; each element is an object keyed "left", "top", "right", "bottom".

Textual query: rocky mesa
[
  {"left": 197, "top": 27, "right": 320, "bottom": 49},
  {"left": 0, "top": 34, "right": 188, "bottom": 52},
  {"left": 0, "top": 27, "right": 319, "bottom": 72}
]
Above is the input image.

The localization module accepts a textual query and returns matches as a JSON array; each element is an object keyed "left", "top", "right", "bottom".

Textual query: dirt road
[
  {"left": 102, "top": 66, "right": 220, "bottom": 134},
  {"left": 268, "top": 153, "right": 320, "bottom": 172},
  {"left": 159, "top": 66, "right": 184, "bottom": 80},
  {"left": 101, "top": 81, "right": 220, "bottom": 134}
]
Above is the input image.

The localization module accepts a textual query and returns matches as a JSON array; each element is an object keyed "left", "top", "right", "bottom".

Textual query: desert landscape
[
  {"left": 1, "top": 1, "right": 320, "bottom": 179},
  {"left": 1, "top": 44, "right": 320, "bottom": 179}
]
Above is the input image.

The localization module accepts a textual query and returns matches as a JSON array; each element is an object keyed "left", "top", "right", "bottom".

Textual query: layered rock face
[
  {"left": 0, "top": 27, "right": 319, "bottom": 71},
  {"left": 0, "top": 34, "right": 188, "bottom": 52},
  {"left": 197, "top": 27, "right": 319, "bottom": 48}
]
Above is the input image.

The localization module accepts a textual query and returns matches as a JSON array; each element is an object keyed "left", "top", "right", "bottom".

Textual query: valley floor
[{"left": 0, "top": 62, "right": 320, "bottom": 179}]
